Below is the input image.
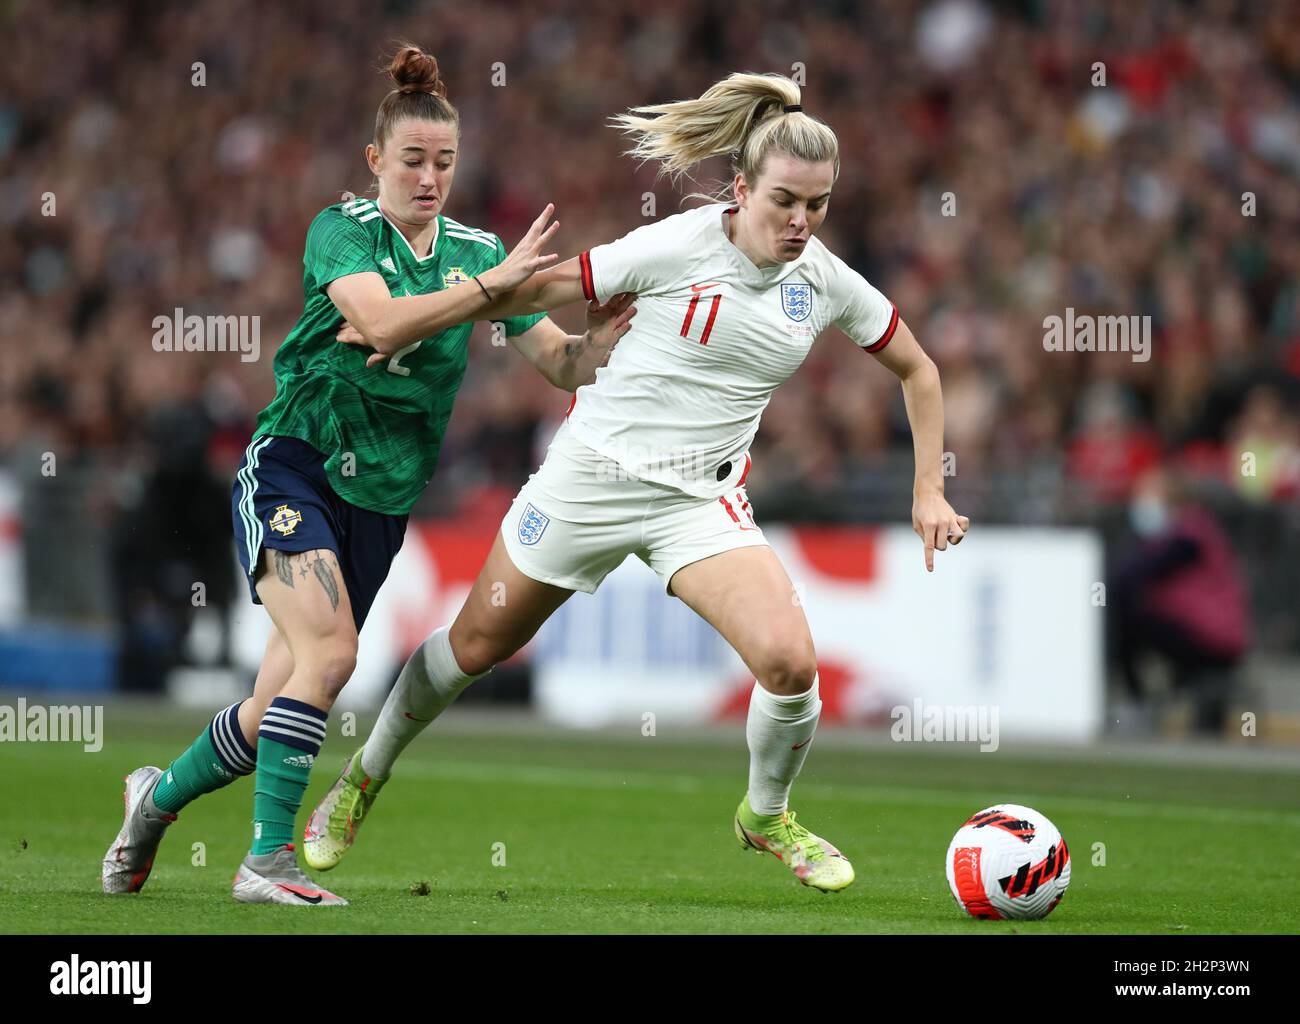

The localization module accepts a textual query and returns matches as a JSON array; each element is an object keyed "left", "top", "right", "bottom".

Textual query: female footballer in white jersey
[{"left": 310, "top": 73, "right": 968, "bottom": 893}]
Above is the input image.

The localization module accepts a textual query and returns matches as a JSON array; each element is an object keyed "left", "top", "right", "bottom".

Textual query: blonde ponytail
[{"left": 611, "top": 73, "right": 839, "bottom": 189}]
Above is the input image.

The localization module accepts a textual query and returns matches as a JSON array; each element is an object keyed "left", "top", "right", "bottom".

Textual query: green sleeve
[
  {"left": 493, "top": 235, "right": 548, "bottom": 337},
  {"left": 306, "top": 208, "right": 376, "bottom": 294}
]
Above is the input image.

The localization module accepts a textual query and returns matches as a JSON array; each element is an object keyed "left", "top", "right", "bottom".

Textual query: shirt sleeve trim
[
  {"left": 863, "top": 303, "right": 899, "bottom": 353},
  {"left": 579, "top": 250, "right": 596, "bottom": 301}
]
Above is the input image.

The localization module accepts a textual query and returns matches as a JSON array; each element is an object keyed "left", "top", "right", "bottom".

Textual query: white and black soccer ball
[{"left": 945, "top": 804, "right": 1070, "bottom": 920}]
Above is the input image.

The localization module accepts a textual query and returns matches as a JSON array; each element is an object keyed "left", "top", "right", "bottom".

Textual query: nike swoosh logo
[
  {"left": 403, "top": 712, "right": 432, "bottom": 721},
  {"left": 690, "top": 281, "right": 722, "bottom": 293},
  {"left": 278, "top": 886, "right": 323, "bottom": 904},
  {"left": 791, "top": 738, "right": 812, "bottom": 750}
]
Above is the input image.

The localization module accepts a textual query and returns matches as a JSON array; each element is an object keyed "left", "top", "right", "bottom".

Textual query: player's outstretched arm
[
  {"left": 870, "top": 317, "right": 970, "bottom": 572},
  {"left": 507, "top": 293, "right": 637, "bottom": 392},
  {"left": 327, "top": 204, "right": 564, "bottom": 357},
  {"left": 475, "top": 255, "right": 589, "bottom": 318}
]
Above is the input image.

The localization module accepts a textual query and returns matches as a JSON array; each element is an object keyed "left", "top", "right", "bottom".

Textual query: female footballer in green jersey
[{"left": 102, "top": 43, "right": 635, "bottom": 904}]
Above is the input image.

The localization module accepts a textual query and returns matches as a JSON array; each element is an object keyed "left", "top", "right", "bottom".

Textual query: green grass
[{"left": 3, "top": 707, "right": 1298, "bottom": 934}]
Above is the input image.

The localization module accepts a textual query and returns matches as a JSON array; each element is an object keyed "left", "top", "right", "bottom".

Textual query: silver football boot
[
  {"left": 231, "top": 843, "right": 349, "bottom": 906},
  {"left": 102, "top": 766, "right": 176, "bottom": 894}
]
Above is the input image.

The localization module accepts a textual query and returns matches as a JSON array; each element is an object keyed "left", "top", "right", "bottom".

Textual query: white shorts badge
[{"left": 518, "top": 503, "right": 551, "bottom": 546}]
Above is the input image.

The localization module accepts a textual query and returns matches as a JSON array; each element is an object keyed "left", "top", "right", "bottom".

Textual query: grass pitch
[{"left": 3, "top": 704, "right": 1297, "bottom": 934}]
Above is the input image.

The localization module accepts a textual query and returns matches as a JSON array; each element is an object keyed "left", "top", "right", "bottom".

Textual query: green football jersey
[{"left": 254, "top": 196, "right": 547, "bottom": 514}]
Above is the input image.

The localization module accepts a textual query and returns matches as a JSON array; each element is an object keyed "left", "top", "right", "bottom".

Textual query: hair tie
[
  {"left": 782, "top": 104, "right": 802, "bottom": 113},
  {"left": 398, "top": 80, "right": 442, "bottom": 96}
]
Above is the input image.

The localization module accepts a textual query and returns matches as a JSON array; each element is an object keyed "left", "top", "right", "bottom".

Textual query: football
[{"left": 946, "top": 804, "right": 1070, "bottom": 920}]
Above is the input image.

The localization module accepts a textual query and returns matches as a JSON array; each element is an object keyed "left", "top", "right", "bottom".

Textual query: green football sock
[
  {"left": 151, "top": 702, "right": 257, "bottom": 815},
  {"left": 251, "top": 697, "right": 328, "bottom": 856}
]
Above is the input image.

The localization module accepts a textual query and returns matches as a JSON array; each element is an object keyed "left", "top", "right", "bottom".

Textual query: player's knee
[
  {"left": 752, "top": 639, "right": 818, "bottom": 696},
  {"left": 450, "top": 625, "right": 515, "bottom": 678},
  {"left": 451, "top": 633, "right": 503, "bottom": 677},
  {"left": 303, "top": 636, "right": 358, "bottom": 700}
]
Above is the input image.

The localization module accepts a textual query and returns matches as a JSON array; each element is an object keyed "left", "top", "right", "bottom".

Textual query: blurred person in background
[
  {"left": 1227, "top": 382, "right": 1300, "bottom": 503},
  {"left": 109, "top": 393, "right": 235, "bottom": 694},
  {"left": 1067, "top": 382, "right": 1163, "bottom": 506},
  {"left": 1107, "top": 464, "right": 1252, "bottom": 735}
]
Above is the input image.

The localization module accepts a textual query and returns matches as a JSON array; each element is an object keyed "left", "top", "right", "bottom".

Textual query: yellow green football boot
[
  {"left": 302, "top": 749, "right": 385, "bottom": 871},
  {"left": 734, "top": 794, "right": 855, "bottom": 892}
]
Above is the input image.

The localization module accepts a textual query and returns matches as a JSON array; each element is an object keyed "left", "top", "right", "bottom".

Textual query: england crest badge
[
  {"left": 781, "top": 282, "right": 812, "bottom": 322},
  {"left": 518, "top": 503, "right": 550, "bottom": 546}
]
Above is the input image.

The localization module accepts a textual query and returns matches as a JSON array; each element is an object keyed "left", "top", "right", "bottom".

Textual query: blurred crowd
[
  {"left": 2, "top": 1, "right": 1299, "bottom": 663},
  {"left": 5, "top": 0, "right": 1300, "bottom": 501}
]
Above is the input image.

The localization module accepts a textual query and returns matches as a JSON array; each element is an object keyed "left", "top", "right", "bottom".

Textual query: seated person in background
[{"left": 1107, "top": 465, "right": 1251, "bottom": 735}]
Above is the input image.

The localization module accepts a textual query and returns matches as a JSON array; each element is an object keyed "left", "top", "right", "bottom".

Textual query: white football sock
[
  {"left": 746, "top": 675, "right": 821, "bottom": 815},
  {"left": 360, "top": 626, "right": 486, "bottom": 779}
]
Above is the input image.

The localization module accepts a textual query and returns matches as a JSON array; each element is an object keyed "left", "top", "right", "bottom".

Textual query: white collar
[{"left": 379, "top": 205, "right": 439, "bottom": 263}]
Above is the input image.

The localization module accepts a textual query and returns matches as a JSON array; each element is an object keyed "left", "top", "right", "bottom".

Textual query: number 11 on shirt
[{"left": 681, "top": 284, "right": 723, "bottom": 346}]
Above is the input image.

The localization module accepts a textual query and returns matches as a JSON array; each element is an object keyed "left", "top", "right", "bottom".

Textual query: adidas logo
[
  {"left": 282, "top": 754, "right": 315, "bottom": 768},
  {"left": 379, "top": 257, "right": 396, "bottom": 275}
]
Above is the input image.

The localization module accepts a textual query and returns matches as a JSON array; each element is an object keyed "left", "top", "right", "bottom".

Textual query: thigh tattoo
[{"left": 269, "top": 549, "right": 343, "bottom": 613}]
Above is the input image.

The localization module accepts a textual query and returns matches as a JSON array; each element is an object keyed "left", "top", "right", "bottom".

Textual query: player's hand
[
  {"left": 481, "top": 203, "right": 561, "bottom": 293},
  {"left": 585, "top": 292, "right": 637, "bottom": 365},
  {"left": 912, "top": 489, "right": 969, "bottom": 573},
  {"left": 336, "top": 322, "right": 388, "bottom": 368}
]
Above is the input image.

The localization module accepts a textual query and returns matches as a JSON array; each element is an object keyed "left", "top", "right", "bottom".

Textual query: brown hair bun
[
  {"left": 389, "top": 43, "right": 447, "bottom": 99},
  {"left": 373, "top": 42, "right": 458, "bottom": 147}
]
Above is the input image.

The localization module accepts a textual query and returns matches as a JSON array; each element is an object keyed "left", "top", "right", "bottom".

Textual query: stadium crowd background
[{"left": 2, "top": 0, "right": 1298, "bottom": 712}]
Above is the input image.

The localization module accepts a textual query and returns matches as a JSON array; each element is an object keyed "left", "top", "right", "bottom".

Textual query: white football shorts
[{"left": 500, "top": 421, "right": 768, "bottom": 595}]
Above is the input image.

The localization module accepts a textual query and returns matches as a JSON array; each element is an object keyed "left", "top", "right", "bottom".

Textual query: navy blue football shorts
[{"left": 231, "top": 435, "right": 408, "bottom": 631}]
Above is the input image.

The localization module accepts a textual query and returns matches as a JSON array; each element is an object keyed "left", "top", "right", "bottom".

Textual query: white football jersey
[{"left": 569, "top": 203, "right": 898, "bottom": 497}]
